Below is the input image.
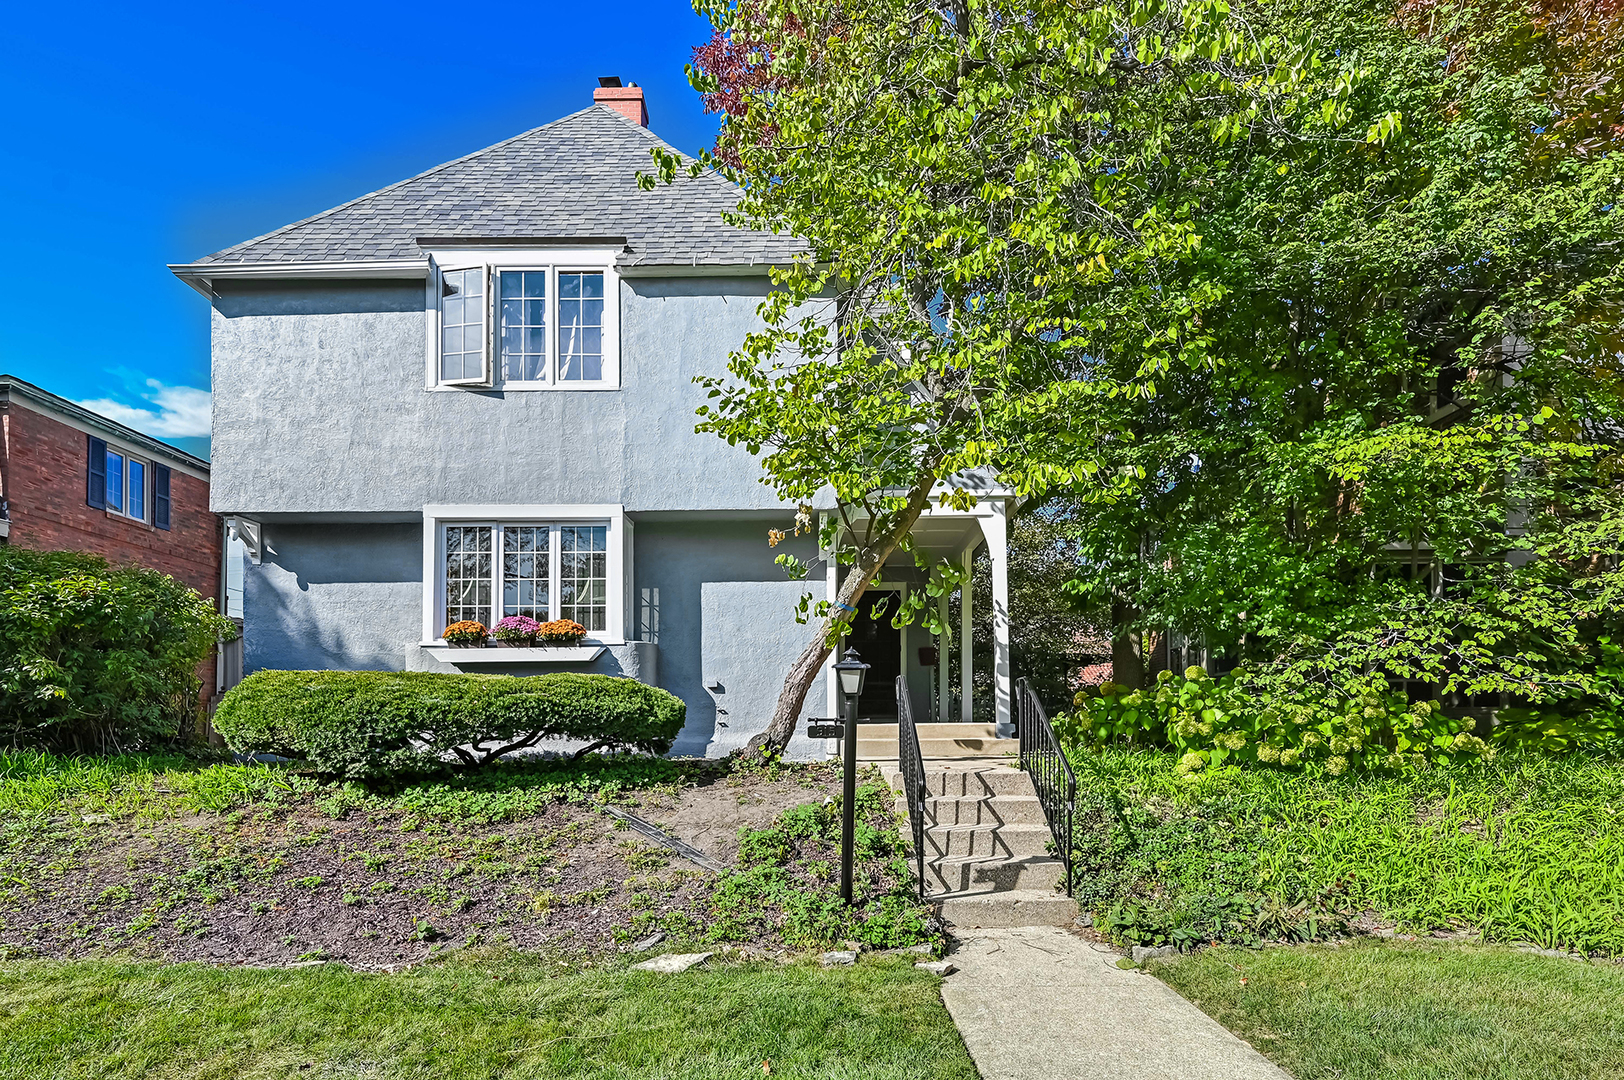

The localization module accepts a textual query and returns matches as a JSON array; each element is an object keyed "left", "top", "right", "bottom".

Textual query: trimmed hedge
[{"left": 213, "top": 670, "right": 686, "bottom": 779}]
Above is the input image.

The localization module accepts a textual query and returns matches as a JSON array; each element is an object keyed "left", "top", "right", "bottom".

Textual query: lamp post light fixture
[{"left": 833, "top": 647, "right": 870, "bottom": 904}]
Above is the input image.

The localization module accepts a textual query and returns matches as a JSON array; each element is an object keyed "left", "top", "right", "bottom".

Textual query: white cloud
[{"left": 76, "top": 380, "right": 212, "bottom": 440}]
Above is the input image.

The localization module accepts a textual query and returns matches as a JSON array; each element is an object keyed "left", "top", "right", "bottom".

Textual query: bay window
[{"left": 429, "top": 254, "right": 618, "bottom": 390}]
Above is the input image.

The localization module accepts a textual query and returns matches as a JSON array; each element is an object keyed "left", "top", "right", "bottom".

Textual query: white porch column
[
  {"left": 960, "top": 544, "right": 974, "bottom": 722},
  {"left": 937, "top": 588, "right": 950, "bottom": 723},
  {"left": 985, "top": 499, "right": 1012, "bottom": 735}
]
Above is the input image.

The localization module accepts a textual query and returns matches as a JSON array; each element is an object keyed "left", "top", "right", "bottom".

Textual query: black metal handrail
[
  {"left": 895, "top": 674, "right": 929, "bottom": 901},
  {"left": 1016, "top": 677, "right": 1075, "bottom": 896}
]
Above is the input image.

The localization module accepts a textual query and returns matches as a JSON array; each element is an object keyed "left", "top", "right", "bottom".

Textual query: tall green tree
[
  {"left": 1055, "top": 0, "right": 1624, "bottom": 709},
  {"left": 650, "top": 0, "right": 1339, "bottom": 749}
]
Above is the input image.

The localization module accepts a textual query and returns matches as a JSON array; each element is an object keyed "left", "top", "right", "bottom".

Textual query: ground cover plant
[
  {"left": 0, "top": 950, "right": 976, "bottom": 1080},
  {"left": 212, "top": 670, "right": 687, "bottom": 777},
  {"left": 1067, "top": 747, "right": 1624, "bottom": 956},
  {"left": 1148, "top": 940, "right": 1624, "bottom": 1080},
  {"left": 0, "top": 749, "right": 936, "bottom": 967},
  {"left": 0, "top": 547, "right": 232, "bottom": 751}
]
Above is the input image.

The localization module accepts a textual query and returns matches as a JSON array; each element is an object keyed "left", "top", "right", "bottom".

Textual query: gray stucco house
[{"left": 174, "top": 80, "right": 1018, "bottom": 757}]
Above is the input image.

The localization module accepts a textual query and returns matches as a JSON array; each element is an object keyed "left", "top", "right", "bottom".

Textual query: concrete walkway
[{"left": 940, "top": 926, "right": 1291, "bottom": 1080}]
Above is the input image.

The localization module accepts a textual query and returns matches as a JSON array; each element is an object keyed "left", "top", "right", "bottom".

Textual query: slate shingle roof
[{"left": 194, "top": 105, "right": 800, "bottom": 268}]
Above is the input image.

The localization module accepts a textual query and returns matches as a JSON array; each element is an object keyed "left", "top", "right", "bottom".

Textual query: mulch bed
[{"left": 0, "top": 767, "right": 842, "bottom": 969}]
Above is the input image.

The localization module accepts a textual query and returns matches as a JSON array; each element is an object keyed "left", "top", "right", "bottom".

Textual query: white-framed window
[
  {"left": 106, "top": 448, "right": 149, "bottom": 522},
  {"left": 427, "top": 251, "right": 620, "bottom": 391},
  {"left": 435, "top": 520, "right": 610, "bottom": 633},
  {"left": 423, "top": 504, "right": 631, "bottom": 645},
  {"left": 439, "top": 268, "right": 488, "bottom": 385}
]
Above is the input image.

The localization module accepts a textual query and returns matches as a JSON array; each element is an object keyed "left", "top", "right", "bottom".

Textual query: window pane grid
[
  {"left": 499, "top": 271, "right": 548, "bottom": 382},
  {"left": 105, "top": 450, "right": 124, "bottom": 513},
  {"left": 127, "top": 459, "right": 145, "bottom": 521},
  {"left": 440, "top": 268, "right": 485, "bottom": 382},
  {"left": 502, "top": 526, "right": 550, "bottom": 619},
  {"left": 560, "top": 525, "right": 608, "bottom": 631},
  {"left": 444, "top": 526, "right": 493, "bottom": 627},
  {"left": 558, "top": 272, "right": 604, "bottom": 382}
]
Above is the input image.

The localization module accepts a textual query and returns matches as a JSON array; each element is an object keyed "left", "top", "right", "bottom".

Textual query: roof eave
[
  {"left": 169, "top": 258, "right": 432, "bottom": 298},
  {"left": 0, "top": 375, "right": 211, "bottom": 475}
]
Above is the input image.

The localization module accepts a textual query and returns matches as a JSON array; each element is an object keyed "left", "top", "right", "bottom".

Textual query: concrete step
[
  {"left": 858, "top": 724, "right": 1018, "bottom": 761},
  {"left": 884, "top": 765, "right": 1037, "bottom": 798},
  {"left": 894, "top": 794, "right": 1048, "bottom": 827},
  {"left": 926, "top": 854, "right": 1067, "bottom": 895},
  {"left": 924, "top": 822, "right": 1053, "bottom": 859},
  {"left": 937, "top": 890, "right": 1078, "bottom": 929}
]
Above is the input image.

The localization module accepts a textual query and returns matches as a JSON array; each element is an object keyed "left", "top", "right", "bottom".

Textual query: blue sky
[{"left": 0, "top": 1, "right": 724, "bottom": 460}]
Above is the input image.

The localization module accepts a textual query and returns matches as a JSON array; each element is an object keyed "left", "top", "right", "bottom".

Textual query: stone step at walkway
[
  {"left": 859, "top": 722, "right": 1018, "bottom": 762},
  {"left": 884, "top": 762, "right": 1076, "bottom": 929}
]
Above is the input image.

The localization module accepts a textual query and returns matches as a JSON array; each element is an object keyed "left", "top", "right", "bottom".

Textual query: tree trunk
[
  {"left": 747, "top": 478, "right": 941, "bottom": 753},
  {"left": 1110, "top": 601, "right": 1144, "bottom": 690}
]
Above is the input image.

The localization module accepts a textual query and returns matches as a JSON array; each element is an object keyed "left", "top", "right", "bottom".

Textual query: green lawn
[
  {"left": 1151, "top": 940, "right": 1624, "bottom": 1080},
  {"left": 0, "top": 952, "right": 976, "bottom": 1079}
]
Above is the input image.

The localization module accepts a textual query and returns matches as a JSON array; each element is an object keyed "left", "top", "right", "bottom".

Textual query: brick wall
[{"left": 1, "top": 400, "right": 220, "bottom": 606}]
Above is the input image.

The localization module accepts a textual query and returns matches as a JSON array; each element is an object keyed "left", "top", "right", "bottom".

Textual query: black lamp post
[{"left": 833, "top": 647, "right": 870, "bottom": 904}]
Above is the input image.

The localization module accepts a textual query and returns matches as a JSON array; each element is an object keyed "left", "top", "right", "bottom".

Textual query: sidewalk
[{"left": 940, "top": 926, "right": 1291, "bottom": 1080}]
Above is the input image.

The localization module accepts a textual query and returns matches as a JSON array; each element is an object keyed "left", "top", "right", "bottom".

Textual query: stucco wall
[
  {"left": 633, "top": 518, "right": 825, "bottom": 758},
  {"left": 244, "top": 522, "right": 423, "bottom": 673},
  {"left": 208, "top": 276, "right": 792, "bottom": 515},
  {"left": 243, "top": 515, "right": 828, "bottom": 759}
]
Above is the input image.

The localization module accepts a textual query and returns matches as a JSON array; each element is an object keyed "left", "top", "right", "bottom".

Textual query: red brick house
[{"left": 0, "top": 373, "right": 221, "bottom": 614}]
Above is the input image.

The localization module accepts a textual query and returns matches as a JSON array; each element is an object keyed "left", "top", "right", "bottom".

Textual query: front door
[{"left": 849, "top": 590, "right": 903, "bottom": 720}]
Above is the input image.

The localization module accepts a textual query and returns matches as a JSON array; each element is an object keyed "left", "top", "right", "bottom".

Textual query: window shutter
[
  {"left": 86, "top": 436, "right": 107, "bottom": 509},
  {"left": 154, "top": 464, "right": 172, "bottom": 531}
]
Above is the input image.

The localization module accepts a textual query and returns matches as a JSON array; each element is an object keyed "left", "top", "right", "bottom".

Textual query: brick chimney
[{"left": 594, "top": 76, "right": 648, "bottom": 127}]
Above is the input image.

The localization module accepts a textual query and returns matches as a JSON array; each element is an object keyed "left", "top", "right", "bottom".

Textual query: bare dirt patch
[{"left": 0, "top": 761, "right": 846, "bottom": 969}]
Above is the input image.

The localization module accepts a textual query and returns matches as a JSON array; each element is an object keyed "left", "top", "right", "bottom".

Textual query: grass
[
  {"left": 1150, "top": 940, "right": 1624, "bottom": 1080},
  {"left": 1067, "top": 748, "right": 1624, "bottom": 954},
  {"left": 0, "top": 951, "right": 975, "bottom": 1079},
  {"left": 0, "top": 748, "right": 723, "bottom": 824}
]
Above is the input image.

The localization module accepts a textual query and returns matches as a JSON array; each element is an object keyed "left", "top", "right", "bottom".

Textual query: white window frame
[
  {"left": 422, "top": 504, "right": 630, "bottom": 644},
  {"left": 424, "top": 248, "right": 621, "bottom": 392},
  {"left": 105, "top": 444, "right": 151, "bottom": 523},
  {"left": 434, "top": 265, "right": 493, "bottom": 387}
]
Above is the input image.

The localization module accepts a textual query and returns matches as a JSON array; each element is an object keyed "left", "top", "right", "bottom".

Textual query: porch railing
[
  {"left": 895, "top": 674, "right": 929, "bottom": 901},
  {"left": 1016, "top": 677, "right": 1075, "bottom": 896}
]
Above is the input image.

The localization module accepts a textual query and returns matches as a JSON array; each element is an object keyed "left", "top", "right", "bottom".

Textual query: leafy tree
[
  {"left": 1052, "top": 0, "right": 1624, "bottom": 713},
  {"left": 650, "top": 0, "right": 1336, "bottom": 749}
]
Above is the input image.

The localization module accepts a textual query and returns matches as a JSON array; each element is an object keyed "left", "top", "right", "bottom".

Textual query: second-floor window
[
  {"left": 87, "top": 435, "right": 172, "bottom": 529},
  {"left": 434, "top": 262, "right": 617, "bottom": 390}
]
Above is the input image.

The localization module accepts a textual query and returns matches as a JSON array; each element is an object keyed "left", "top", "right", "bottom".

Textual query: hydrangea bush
[{"left": 1058, "top": 665, "right": 1492, "bottom": 775}]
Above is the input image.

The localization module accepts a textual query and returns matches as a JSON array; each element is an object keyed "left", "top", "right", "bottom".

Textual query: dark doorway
[{"left": 849, "top": 590, "right": 903, "bottom": 720}]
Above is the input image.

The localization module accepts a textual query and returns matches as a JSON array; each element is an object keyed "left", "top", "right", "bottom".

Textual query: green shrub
[
  {"left": 0, "top": 547, "right": 231, "bottom": 750},
  {"left": 212, "top": 670, "right": 686, "bottom": 779},
  {"left": 1489, "top": 636, "right": 1624, "bottom": 754},
  {"left": 1068, "top": 747, "right": 1624, "bottom": 956},
  {"left": 1059, "top": 665, "right": 1491, "bottom": 774}
]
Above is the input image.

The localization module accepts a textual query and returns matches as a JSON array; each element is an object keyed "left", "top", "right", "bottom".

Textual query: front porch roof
[{"left": 821, "top": 496, "right": 1013, "bottom": 734}]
